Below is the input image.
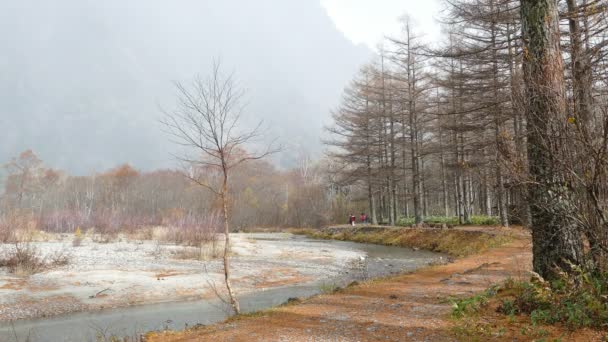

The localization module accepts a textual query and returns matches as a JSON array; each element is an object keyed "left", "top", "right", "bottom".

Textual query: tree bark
[
  {"left": 221, "top": 173, "right": 240, "bottom": 314},
  {"left": 520, "top": 0, "right": 584, "bottom": 279}
]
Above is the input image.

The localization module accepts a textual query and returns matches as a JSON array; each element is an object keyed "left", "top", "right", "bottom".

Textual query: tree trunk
[
  {"left": 496, "top": 160, "right": 509, "bottom": 227},
  {"left": 439, "top": 122, "right": 450, "bottom": 217},
  {"left": 221, "top": 174, "right": 240, "bottom": 314},
  {"left": 483, "top": 156, "right": 492, "bottom": 217},
  {"left": 367, "top": 156, "right": 378, "bottom": 225},
  {"left": 489, "top": 7, "right": 509, "bottom": 228},
  {"left": 567, "top": 0, "right": 593, "bottom": 131},
  {"left": 521, "top": 0, "right": 584, "bottom": 279},
  {"left": 421, "top": 158, "right": 428, "bottom": 218}
]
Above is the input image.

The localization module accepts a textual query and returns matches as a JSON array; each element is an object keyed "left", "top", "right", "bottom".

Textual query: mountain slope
[{"left": 0, "top": 0, "right": 370, "bottom": 173}]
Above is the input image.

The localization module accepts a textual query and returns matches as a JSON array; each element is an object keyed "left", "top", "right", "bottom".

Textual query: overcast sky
[
  {"left": 0, "top": 0, "right": 446, "bottom": 174},
  {"left": 0, "top": 0, "right": 373, "bottom": 173},
  {"left": 320, "top": 0, "right": 442, "bottom": 49}
]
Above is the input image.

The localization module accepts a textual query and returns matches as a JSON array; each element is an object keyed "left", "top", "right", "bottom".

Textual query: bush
[
  {"left": 397, "top": 217, "right": 415, "bottom": 226},
  {"left": 397, "top": 215, "right": 498, "bottom": 227},
  {"left": 425, "top": 216, "right": 460, "bottom": 225},
  {"left": 0, "top": 216, "right": 13, "bottom": 243},
  {"left": 162, "top": 213, "right": 221, "bottom": 247},
  {"left": 0, "top": 243, "right": 70, "bottom": 276},
  {"left": 451, "top": 286, "right": 498, "bottom": 318},
  {"left": 0, "top": 211, "right": 38, "bottom": 242},
  {"left": 498, "top": 268, "right": 608, "bottom": 329},
  {"left": 470, "top": 215, "right": 499, "bottom": 225}
]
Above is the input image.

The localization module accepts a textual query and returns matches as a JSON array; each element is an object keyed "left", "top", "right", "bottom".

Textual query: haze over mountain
[{"left": 0, "top": 0, "right": 371, "bottom": 174}]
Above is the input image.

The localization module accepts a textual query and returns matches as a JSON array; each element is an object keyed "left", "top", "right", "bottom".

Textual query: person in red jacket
[
  {"left": 360, "top": 213, "right": 367, "bottom": 224},
  {"left": 349, "top": 214, "right": 356, "bottom": 226}
]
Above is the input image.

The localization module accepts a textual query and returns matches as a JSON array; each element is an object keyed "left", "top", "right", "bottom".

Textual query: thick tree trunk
[{"left": 521, "top": 0, "right": 584, "bottom": 279}]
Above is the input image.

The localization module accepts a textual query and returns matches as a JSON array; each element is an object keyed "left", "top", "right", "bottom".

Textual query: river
[{"left": 0, "top": 233, "right": 444, "bottom": 342}]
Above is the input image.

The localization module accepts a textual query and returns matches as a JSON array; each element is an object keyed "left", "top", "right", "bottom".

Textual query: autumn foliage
[{"left": 0, "top": 150, "right": 350, "bottom": 235}]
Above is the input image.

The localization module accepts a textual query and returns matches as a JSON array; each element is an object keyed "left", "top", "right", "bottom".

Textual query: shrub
[
  {"left": 0, "top": 211, "right": 38, "bottom": 242},
  {"left": 425, "top": 216, "right": 460, "bottom": 225},
  {"left": 498, "top": 268, "right": 608, "bottom": 329},
  {"left": 397, "top": 215, "right": 498, "bottom": 227},
  {"left": 397, "top": 217, "right": 415, "bottom": 226},
  {"left": 0, "top": 243, "right": 70, "bottom": 276},
  {"left": 470, "top": 215, "right": 499, "bottom": 225},
  {"left": 162, "top": 212, "right": 221, "bottom": 247},
  {"left": 171, "top": 240, "right": 223, "bottom": 261},
  {"left": 0, "top": 216, "right": 13, "bottom": 243},
  {"left": 450, "top": 286, "right": 498, "bottom": 318},
  {"left": 319, "top": 282, "right": 340, "bottom": 294}
]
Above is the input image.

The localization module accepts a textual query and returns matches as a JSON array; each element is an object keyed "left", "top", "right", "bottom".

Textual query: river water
[{"left": 0, "top": 234, "right": 444, "bottom": 342}]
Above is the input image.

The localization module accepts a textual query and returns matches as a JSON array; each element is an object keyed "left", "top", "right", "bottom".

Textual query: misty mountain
[{"left": 0, "top": 0, "right": 370, "bottom": 174}]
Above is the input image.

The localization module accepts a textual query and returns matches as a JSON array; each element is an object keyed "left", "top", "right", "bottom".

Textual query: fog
[{"left": 0, "top": 0, "right": 370, "bottom": 173}]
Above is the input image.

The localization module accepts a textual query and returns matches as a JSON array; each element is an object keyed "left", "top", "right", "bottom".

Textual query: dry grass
[
  {"left": 0, "top": 243, "right": 71, "bottom": 277},
  {"left": 293, "top": 227, "right": 513, "bottom": 257},
  {"left": 170, "top": 240, "right": 224, "bottom": 261}
]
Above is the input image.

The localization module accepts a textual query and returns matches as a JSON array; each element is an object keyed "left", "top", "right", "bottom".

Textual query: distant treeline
[{"left": 0, "top": 150, "right": 363, "bottom": 233}]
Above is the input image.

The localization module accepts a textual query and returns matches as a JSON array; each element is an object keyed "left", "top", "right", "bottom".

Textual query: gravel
[{"left": 0, "top": 233, "right": 364, "bottom": 321}]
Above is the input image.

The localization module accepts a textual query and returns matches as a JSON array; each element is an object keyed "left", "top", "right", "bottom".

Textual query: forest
[
  {"left": 2, "top": 0, "right": 608, "bottom": 282},
  {"left": 1, "top": 0, "right": 608, "bottom": 339},
  {"left": 326, "top": 0, "right": 608, "bottom": 279}
]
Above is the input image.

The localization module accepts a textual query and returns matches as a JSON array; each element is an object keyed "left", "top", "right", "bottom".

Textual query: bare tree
[{"left": 161, "top": 60, "right": 277, "bottom": 314}]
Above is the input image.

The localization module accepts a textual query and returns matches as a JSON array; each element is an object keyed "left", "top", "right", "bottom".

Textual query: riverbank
[
  {"left": 148, "top": 226, "right": 593, "bottom": 341},
  {"left": 2, "top": 233, "right": 447, "bottom": 341},
  {"left": 0, "top": 233, "right": 366, "bottom": 322},
  {"left": 291, "top": 225, "right": 514, "bottom": 257}
]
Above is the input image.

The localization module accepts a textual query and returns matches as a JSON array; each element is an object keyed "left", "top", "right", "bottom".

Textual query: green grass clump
[
  {"left": 496, "top": 268, "right": 608, "bottom": 330},
  {"left": 450, "top": 286, "right": 499, "bottom": 318},
  {"left": 397, "top": 215, "right": 499, "bottom": 227},
  {"left": 470, "top": 215, "right": 499, "bottom": 225},
  {"left": 397, "top": 217, "right": 416, "bottom": 226}
]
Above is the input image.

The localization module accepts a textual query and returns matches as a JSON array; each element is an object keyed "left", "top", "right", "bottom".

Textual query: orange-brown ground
[{"left": 147, "top": 227, "right": 604, "bottom": 341}]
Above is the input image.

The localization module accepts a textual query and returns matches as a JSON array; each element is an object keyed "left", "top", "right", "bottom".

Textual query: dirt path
[{"left": 148, "top": 227, "right": 533, "bottom": 341}]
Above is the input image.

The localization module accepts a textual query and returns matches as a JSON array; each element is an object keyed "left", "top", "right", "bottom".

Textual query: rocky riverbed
[{"left": 0, "top": 233, "right": 365, "bottom": 321}]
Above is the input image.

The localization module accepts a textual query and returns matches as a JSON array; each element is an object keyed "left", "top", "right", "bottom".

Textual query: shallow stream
[{"left": 0, "top": 233, "right": 444, "bottom": 342}]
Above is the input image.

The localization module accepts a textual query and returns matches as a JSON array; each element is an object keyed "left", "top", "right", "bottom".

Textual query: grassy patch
[
  {"left": 397, "top": 215, "right": 499, "bottom": 227},
  {"left": 293, "top": 227, "right": 512, "bottom": 257},
  {"left": 450, "top": 286, "right": 499, "bottom": 318},
  {"left": 319, "top": 282, "right": 341, "bottom": 294},
  {"left": 496, "top": 269, "right": 608, "bottom": 330},
  {"left": 450, "top": 270, "right": 608, "bottom": 340}
]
